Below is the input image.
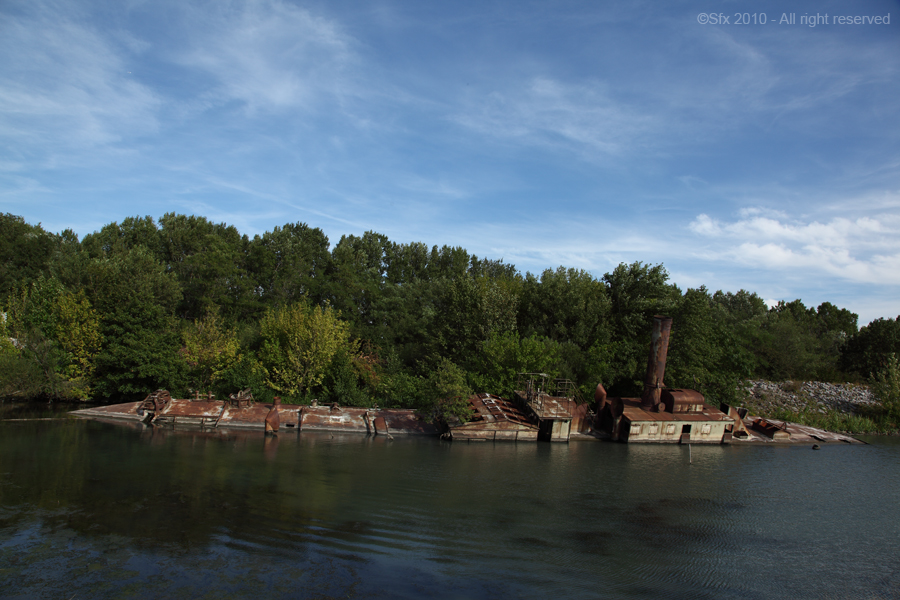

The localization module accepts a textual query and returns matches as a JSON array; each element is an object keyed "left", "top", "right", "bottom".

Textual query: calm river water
[{"left": 1, "top": 409, "right": 899, "bottom": 599}]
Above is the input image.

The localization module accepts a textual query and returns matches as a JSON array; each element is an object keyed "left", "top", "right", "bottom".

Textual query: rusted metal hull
[
  {"left": 300, "top": 406, "right": 436, "bottom": 435},
  {"left": 73, "top": 400, "right": 437, "bottom": 435}
]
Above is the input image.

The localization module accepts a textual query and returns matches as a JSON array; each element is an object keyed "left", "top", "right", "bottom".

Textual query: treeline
[{"left": 1, "top": 213, "right": 898, "bottom": 414}]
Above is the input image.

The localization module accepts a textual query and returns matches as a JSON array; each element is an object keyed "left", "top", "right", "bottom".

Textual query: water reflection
[{"left": 1, "top": 419, "right": 899, "bottom": 599}]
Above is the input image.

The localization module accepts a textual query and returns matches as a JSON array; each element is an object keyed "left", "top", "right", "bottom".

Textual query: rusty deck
[{"left": 449, "top": 393, "right": 539, "bottom": 441}]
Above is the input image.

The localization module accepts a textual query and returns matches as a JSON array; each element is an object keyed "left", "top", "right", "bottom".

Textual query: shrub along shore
[{"left": 1, "top": 213, "right": 898, "bottom": 432}]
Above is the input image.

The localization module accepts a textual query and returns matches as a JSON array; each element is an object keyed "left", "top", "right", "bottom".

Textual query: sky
[{"left": 1, "top": 0, "right": 899, "bottom": 325}]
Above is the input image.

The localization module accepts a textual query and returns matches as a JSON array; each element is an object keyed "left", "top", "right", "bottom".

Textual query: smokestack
[{"left": 640, "top": 316, "right": 673, "bottom": 411}]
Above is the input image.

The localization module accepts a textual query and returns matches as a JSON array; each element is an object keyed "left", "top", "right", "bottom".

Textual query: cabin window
[
  {"left": 629, "top": 423, "right": 642, "bottom": 435},
  {"left": 701, "top": 423, "right": 712, "bottom": 435},
  {"left": 665, "top": 424, "right": 676, "bottom": 435},
  {"left": 648, "top": 424, "right": 659, "bottom": 435}
]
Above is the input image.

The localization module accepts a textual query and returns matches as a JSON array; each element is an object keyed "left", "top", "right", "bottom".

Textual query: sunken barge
[{"left": 73, "top": 389, "right": 438, "bottom": 436}]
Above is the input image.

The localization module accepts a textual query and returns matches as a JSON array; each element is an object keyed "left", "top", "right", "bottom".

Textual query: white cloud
[{"left": 688, "top": 209, "right": 900, "bottom": 284}]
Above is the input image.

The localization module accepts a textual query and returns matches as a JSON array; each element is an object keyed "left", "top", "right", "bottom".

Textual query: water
[{"left": 1, "top": 412, "right": 899, "bottom": 599}]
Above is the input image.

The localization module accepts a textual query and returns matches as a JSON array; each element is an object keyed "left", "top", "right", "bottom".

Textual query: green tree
[
  {"left": 752, "top": 300, "right": 852, "bottom": 380},
  {"left": 472, "top": 331, "right": 563, "bottom": 399},
  {"left": 665, "top": 287, "right": 750, "bottom": 405},
  {"left": 0, "top": 312, "right": 44, "bottom": 398},
  {"left": 259, "top": 300, "right": 353, "bottom": 400},
  {"left": 55, "top": 290, "right": 102, "bottom": 399},
  {"left": 426, "top": 358, "right": 473, "bottom": 424},
  {"left": 0, "top": 214, "right": 56, "bottom": 296},
  {"left": 375, "top": 348, "right": 427, "bottom": 408},
  {"left": 320, "top": 347, "right": 374, "bottom": 407},
  {"left": 180, "top": 309, "right": 241, "bottom": 393},
  {"left": 365, "top": 278, "right": 442, "bottom": 369},
  {"left": 519, "top": 267, "right": 610, "bottom": 350},
  {"left": 85, "top": 246, "right": 185, "bottom": 399},
  {"left": 434, "top": 273, "right": 519, "bottom": 368},
  {"left": 247, "top": 222, "right": 331, "bottom": 309},
  {"left": 842, "top": 316, "right": 900, "bottom": 378},
  {"left": 158, "top": 213, "right": 254, "bottom": 322},
  {"left": 325, "top": 231, "right": 392, "bottom": 329},
  {"left": 81, "top": 215, "right": 161, "bottom": 260},
  {"left": 2, "top": 278, "right": 99, "bottom": 400}
]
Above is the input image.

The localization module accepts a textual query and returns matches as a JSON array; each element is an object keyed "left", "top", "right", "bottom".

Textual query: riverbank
[{"left": 742, "top": 380, "right": 897, "bottom": 435}]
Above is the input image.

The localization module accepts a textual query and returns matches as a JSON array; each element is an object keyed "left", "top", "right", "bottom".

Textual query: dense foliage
[{"left": 1, "top": 213, "right": 896, "bottom": 424}]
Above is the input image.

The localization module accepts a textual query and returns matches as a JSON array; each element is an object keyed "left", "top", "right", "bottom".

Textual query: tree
[
  {"left": 665, "top": 287, "right": 750, "bottom": 404},
  {"left": 425, "top": 358, "right": 473, "bottom": 424},
  {"left": 519, "top": 267, "right": 610, "bottom": 351},
  {"left": 841, "top": 316, "right": 900, "bottom": 378},
  {"left": 385, "top": 241, "right": 431, "bottom": 285},
  {"left": 158, "top": 213, "right": 254, "bottom": 322},
  {"left": 0, "top": 214, "right": 56, "bottom": 296},
  {"left": 2, "top": 278, "right": 100, "bottom": 400},
  {"left": 85, "top": 246, "right": 185, "bottom": 399},
  {"left": 364, "top": 278, "right": 443, "bottom": 369},
  {"left": 180, "top": 309, "right": 241, "bottom": 393},
  {"left": 247, "top": 222, "right": 331, "bottom": 309},
  {"left": 0, "top": 312, "right": 44, "bottom": 398},
  {"left": 82, "top": 215, "right": 161, "bottom": 257},
  {"left": 602, "top": 262, "right": 680, "bottom": 394},
  {"left": 712, "top": 289, "right": 768, "bottom": 324},
  {"left": 472, "top": 331, "right": 563, "bottom": 399},
  {"left": 325, "top": 231, "right": 392, "bottom": 329},
  {"left": 258, "top": 300, "right": 353, "bottom": 399},
  {"left": 55, "top": 290, "right": 102, "bottom": 399},
  {"left": 433, "top": 273, "right": 520, "bottom": 368}
]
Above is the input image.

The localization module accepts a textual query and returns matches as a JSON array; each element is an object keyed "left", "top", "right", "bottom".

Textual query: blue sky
[{"left": 2, "top": 0, "right": 898, "bottom": 325}]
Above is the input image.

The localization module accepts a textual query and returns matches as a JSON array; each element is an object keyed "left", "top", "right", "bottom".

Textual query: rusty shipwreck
[{"left": 73, "top": 316, "right": 860, "bottom": 445}]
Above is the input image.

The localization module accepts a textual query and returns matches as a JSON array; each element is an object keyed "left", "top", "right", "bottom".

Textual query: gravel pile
[{"left": 744, "top": 380, "right": 876, "bottom": 415}]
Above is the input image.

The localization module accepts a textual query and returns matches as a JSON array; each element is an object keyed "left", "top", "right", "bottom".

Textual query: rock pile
[{"left": 743, "top": 380, "right": 876, "bottom": 415}]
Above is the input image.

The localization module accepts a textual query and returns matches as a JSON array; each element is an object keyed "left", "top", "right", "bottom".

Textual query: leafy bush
[
  {"left": 426, "top": 358, "right": 472, "bottom": 425},
  {"left": 870, "top": 353, "right": 900, "bottom": 428},
  {"left": 320, "top": 347, "right": 373, "bottom": 407},
  {"left": 471, "top": 331, "right": 561, "bottom": 399},
  {"left": 766, "top": 407, "right": 885, "bottom": 434}
]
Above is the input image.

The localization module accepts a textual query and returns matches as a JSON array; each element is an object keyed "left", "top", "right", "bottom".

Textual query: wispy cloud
[
  {"left": 0, "top": 4, "right": 160, "bottom": 160},
  {"left": 174, "top": 0, "right": 356, "bottom": 113},
  {"left": 453, "top": 77, "right": 657, "bottom": 160}
]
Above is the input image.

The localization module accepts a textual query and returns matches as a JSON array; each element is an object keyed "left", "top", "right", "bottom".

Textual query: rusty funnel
[{"left": 640, "top": 316, "right": 673, "bottom": 411}]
